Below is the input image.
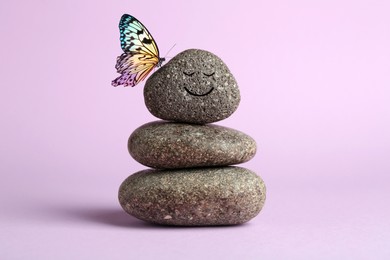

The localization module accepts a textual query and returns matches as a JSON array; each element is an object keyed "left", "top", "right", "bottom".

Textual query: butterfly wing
[
  {"left": 112, "top": 52, "right": 158, "bottom": 87},
  {"left": 112, "top": 14, "right": 160, "bottom": 87}
]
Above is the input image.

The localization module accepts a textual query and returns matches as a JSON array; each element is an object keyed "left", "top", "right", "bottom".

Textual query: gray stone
[
  {"left": 128, "top": 121, "right": 257, "bottom": 169},
  {"left": 144, "top": 49, "right": 240, "bottom": 124},
  {"left": 118, "top": 166, "right": 266, "bottom": 226}
]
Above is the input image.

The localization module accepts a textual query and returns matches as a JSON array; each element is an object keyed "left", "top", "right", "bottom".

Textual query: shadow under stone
[
  {"left": 40, "top": 205, "right": 249, "bottom": 229},
  {"left": 65, "top": 207, "right": 247, "bottom": 229},
  {"left": 58, "top": 207, "right": 166, "bottom": 229}
]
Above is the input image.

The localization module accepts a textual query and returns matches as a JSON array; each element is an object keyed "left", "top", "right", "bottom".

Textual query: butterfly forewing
[{"left": 119, "top": 15, "right": 159, "bottom": 58}]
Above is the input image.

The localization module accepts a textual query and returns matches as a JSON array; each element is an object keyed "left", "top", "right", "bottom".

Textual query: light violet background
[{"left": 1, "top": 0, "right": 389, "bottom": 259}]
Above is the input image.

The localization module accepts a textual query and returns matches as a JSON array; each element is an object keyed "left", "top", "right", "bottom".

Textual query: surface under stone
[
  {"left": 128, "top": 121, "right": 257, "bottom": 169},
  {"left": 144, "top": 49, "right": 241, "bottom": 124},
  {"left": 118, "top": 166, "right": 266, "bottom": 226}
]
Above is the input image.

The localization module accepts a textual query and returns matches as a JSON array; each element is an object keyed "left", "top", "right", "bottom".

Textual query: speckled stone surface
[
  {"left": 118, "top": 166, "right": 266, "bottom": 226},
  {"left": 128, "top": 121, "right": 257, "bottom": 169},
  {"left": 144, "top": 49, "right": 240, "bottom": 124}
]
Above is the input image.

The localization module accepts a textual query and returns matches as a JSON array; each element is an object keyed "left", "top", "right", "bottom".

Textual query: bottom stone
[{"left": 118, "top": 166, "right": 266, "bottom": 226}]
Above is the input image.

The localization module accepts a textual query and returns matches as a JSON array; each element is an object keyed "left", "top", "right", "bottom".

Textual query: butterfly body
[
  {"left": 157, "top": 57, "right": 166, "bottom": 67},
  {"left": 112, "top": 14, "right": 163, "bottom": 87}
]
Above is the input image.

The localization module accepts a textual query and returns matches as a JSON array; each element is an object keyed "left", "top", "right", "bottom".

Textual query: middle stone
[{"left": 128, "top": 121, "right": 257, "bottom": 169}]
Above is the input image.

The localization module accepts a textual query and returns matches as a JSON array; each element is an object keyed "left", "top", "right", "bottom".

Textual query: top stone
[{"left": 144, "top": 49, "right": 241, "bottom": 124}]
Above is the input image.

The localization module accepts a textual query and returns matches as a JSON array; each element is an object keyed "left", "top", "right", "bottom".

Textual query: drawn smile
[{"left": 184, "top": 87, "right": 214, "bottom": 97}]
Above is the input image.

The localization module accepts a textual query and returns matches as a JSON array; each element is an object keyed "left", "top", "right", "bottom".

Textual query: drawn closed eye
[
  {"left": 183, "top": 71, "right": 195, "bottom": 76},
  {"left": 203, "top": 72, "right": 215, "bottom": 77}
]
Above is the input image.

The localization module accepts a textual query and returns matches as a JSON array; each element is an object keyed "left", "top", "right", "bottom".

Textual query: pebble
[
  {"left": 144, "top": 49, "right": 241, "bottom": 124},
  {"left": 128, "top": 121, "right": 257, "bottom": 169},
  {"left": 118, "top": 166, "right": 266, "bottom": 226}
]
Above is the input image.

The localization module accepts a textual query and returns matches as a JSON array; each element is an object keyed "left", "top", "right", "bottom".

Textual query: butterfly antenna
[{"left": 163, "top": 43, "right": 176, "bottom": 58}]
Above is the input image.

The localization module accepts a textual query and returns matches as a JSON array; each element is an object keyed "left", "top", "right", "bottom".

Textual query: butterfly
[{"left": 112, "top": 14, "right": 165, "bottom": 87}]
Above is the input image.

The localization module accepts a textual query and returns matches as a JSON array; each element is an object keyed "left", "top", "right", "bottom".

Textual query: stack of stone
[{"left": 118, "top": 49, "right": 266, "bottom": 226}]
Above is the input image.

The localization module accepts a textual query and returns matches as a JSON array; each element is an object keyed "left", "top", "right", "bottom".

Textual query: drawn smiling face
[
  {"left": 144, "top": 49, "right": 241, "bottom": 124},
  {"left": 183, "top": 70, "right": 215, "bottom": 97},
  {"left": 180, "top": 68, "right": 219, "bottom": 99}
]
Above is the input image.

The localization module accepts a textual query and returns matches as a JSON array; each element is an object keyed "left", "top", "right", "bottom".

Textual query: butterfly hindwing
[
  {"left": 112, "top": 14, "right": 161, "bottom": 87},
  {"left": 112, "top": 52, "right": 158, "bottom": 87}
]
